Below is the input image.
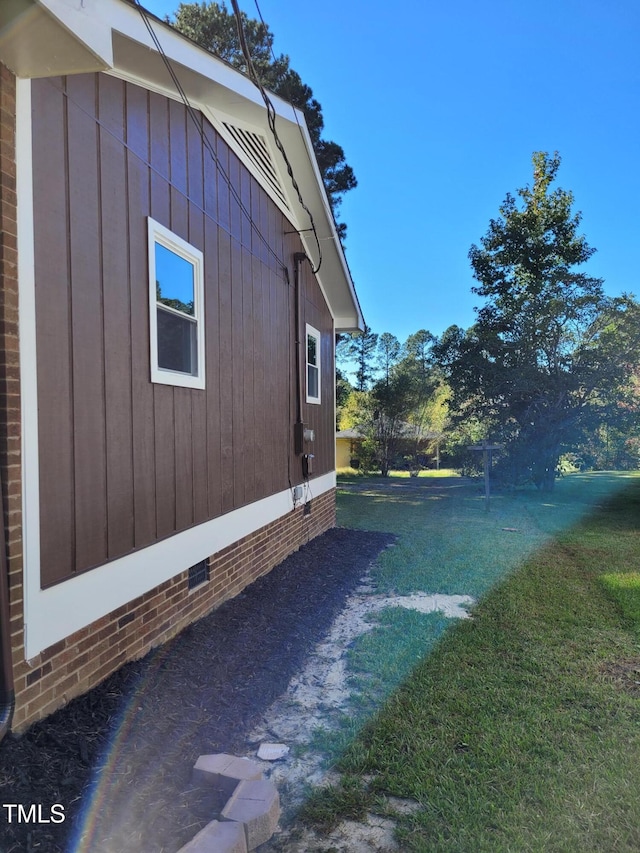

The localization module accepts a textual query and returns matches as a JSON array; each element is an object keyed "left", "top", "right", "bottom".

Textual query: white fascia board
[
  {"left": 334, "top": 316, "right": 366, "bottom": 333},
  {"left": 102, "top": 1, "right": 365, "bottom": 331},
  {"left": 108, "top": 2, "right": 290, "bottom": 119},
  {"left": 0, "top": 0, "right": 112, "bottom": 77},
  {"left": 277, "top": 112, "right": 364, "bottom": 331}
]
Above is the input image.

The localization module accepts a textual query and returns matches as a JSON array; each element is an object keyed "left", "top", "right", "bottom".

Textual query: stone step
[
  {"left": 192, "top": 753, "right": 263, "bottom": 795},
  {"left": 177, "top": 819, "right": 247, "bottom": 853},
  {"left": 221, "top": 778, "right": 280, "bottom": 851}
]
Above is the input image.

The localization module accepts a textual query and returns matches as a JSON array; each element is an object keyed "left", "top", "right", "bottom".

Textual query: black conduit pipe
[
  {"left": 0, "top": 477, "right": 14, "bottom": 742},
  {"left": 293, "top": 252, "right": 306, "bottom": 455}
]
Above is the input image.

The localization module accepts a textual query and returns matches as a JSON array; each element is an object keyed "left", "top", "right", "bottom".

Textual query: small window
[
  {"left": 306, "top": 323, "right": 321, "bottom": 404},
  {"left": 148, "top": 218, "right": 205, "bottom": 389}
]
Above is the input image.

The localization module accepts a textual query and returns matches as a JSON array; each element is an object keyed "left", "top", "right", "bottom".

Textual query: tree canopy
[
  {"left": 338, "top": 328, "right": 445, "bottom": 475},
  {"left": 168, "top": 2, "right": 356, "bottom": 239},
  {"left": 434, "top": 152, "right": 640, "bottom": 489}
]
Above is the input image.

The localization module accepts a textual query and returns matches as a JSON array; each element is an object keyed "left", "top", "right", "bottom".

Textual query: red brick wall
[
  {"left": 11, "top": 488, "right": 336, "bottom": 731},
  {"left": 0, "top": 64, "right": 24, "bottom": 727}
]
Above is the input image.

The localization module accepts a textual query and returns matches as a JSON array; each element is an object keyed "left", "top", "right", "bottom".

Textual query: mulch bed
[{"left": 0, "top": 527, "right": 394, "bottom": 853}]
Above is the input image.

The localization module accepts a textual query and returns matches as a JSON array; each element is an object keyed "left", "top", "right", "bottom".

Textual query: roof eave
[{"left": 0, "top": 0, "right": 364, "bottom": 331}]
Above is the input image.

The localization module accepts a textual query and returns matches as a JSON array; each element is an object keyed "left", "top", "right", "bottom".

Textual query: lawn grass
[
  {"left": 599, "top": 572, "right": 640, "bottom": 636},
  {"left": 301, "top": 473, "right": 640, "bottom": 851},
  {"left": 336, "top": 467, "right": 460, "bottom": 479}
]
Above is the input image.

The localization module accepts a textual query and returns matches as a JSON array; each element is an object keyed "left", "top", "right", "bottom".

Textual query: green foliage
[
  {"left": 337, "top": 389, "right": 368, "bottom": 430},
  {"left": 574, "top": 423, "right": 640, "bottom": 471},
  {"left": 435, "top": 152, "right": 640, "bottom": 490},
  {"left": 369, "top": 370, "right": 415, "bottom": 476},
  {"left": 156, "top": 281, "right": 194, "bottom": 315},
  {"left": 337, "top": 329, "right": 446, "bottom": 476},
  {"left": 169, "top": 2, "right": 356, "bottom": 236},
  {"left": 375, "top": 332, "right": 401, "bottom": 382},
  {"left": 335, "top": 366, "right": 353, "bottom": 428}
]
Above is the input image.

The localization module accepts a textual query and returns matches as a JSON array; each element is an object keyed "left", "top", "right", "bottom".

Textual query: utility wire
[
  {"left": 252, "top": 0, "right": 349, "bottom": 262},
  {"left": 230, "top": 0, "right": 322, "bottom": 274},
  {"left": 133, "top": 0, "right": 287, "bottom": 274},
  {"left": 252, "top": 0, "right": 279, "bottom": 66}
]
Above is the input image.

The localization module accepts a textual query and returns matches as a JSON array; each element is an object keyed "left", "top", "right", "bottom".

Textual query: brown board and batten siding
[{"left": 32, "top": 72, "right": 334, "bottom": 589}]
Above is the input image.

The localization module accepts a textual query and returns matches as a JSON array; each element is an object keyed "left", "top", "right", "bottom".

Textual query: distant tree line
[{"left": 338, "top": 153, "right": 640, "bottom": 488}]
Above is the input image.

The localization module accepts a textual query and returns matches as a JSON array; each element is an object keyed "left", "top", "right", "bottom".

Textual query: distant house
[
  {"left": 0, "top": 0, "right": 363, "bottom": 736},
  {"left": 336, "top": 428, "right": 365, "bottom": 468},
  {"left": 337, "top": 424, "right": 441, "bottom": 472}
]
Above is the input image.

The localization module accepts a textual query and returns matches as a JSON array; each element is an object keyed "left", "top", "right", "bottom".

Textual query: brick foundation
[{"left": 11, "top": 487, "right": 335, "bottom": 731}]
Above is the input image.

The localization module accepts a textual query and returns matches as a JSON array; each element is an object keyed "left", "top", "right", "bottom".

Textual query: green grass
[
  {"left": 337, "top": 467, "right": 460, "bottom": 479},
  {"left": 599, "top": 572, "right": 640, "bottom": 636},
  {"left": 338, "top": 472, "right": 638, "bottom": 597},
  {"left": 347, "top": 608, "right": 451, "bottom": 708},
  {"left": 301, "top": 473, "right": 640, "bottom": 851},
  {"left": 306, "top": 609, "right": 452, "bottom": 759}
]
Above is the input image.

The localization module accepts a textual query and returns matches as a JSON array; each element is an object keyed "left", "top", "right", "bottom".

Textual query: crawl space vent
[
  {"left": 222, "top": 122, "right": 289, "bottom": 210},
  {"left": 188, "top": 559, "right": 209, "bottom": 590}
]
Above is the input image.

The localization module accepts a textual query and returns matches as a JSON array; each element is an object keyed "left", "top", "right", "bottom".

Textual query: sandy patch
[{"left": 249, "top": 581, "right": 474, "bottom": 849}]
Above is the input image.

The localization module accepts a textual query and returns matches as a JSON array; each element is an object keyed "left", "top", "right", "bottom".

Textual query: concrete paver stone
[
  {"left": 221, "top": 778, "right": 281, "bottom": 850},
  {"left": 192, "top": 753, "right": 263, "bottom": 795},
  {"left": 176, "top": 819, "right": 247, "bottom": 853}
]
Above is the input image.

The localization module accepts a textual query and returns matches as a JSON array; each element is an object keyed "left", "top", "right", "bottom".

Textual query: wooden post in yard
[{"left": 467, "top": 440, "right": 503, "bottom": 512}]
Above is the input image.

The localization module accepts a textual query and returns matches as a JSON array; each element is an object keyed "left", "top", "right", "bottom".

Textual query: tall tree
[
  {"left": 399, "top": 330, "right": 441, "bottom": 470},
  {"left": 338, "top": 324, "right": 378, "bottom": 391},
  {"left": 169, "top": 2, "right": 356, "bottom": 238},
  {"left": 376, "top": 332, "right": 402, "bottom": 383},
  {"left": 435, "top": 152, "right": 640, "bottom": 490},
  {"left": 369, "top": 370, "right": 415, "bottom": 476}
]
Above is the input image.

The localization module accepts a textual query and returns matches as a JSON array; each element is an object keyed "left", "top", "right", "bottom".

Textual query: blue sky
[{"left": 143, "top": 0, "right": 640, "bottom": 342}]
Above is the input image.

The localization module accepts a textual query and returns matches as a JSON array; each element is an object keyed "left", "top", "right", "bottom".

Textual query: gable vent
[{"left": 222, "top": 122, "right": 289, "bottom": 210}]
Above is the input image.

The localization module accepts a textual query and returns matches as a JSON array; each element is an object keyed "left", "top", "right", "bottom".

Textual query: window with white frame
[
  {"left": 148, "top": 218, "right": 205, "bottom": 389},
  {"left": 306, "top": 323, "right": 321, "bottom": 404}
]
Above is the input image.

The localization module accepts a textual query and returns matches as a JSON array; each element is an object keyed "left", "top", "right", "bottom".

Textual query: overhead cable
[
  {"left": 230, "top": 0, "right": 322, "bottom": 273},
  {"left": 133, "top": 0, "right": 287, "bottom": 274}
]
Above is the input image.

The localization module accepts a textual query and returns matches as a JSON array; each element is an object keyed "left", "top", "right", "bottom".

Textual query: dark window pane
[
  {"left": 157, "top": 306, "right": 197, "bottom": 374},
  {"left": 308, "top": 364, "right": 319, "bottom": 399},
  {"left": 307, "top": 334, "right": 317, "bottom": 366}
]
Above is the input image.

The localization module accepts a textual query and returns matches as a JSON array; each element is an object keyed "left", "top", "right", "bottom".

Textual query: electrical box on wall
[
  {"left": 302, "top": 453, "right": 314, "bottom": 478},
  {"left": 294, "top": 422, "right": 315, "bottom": 455}
]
